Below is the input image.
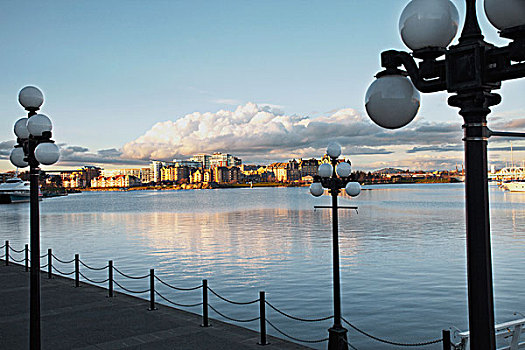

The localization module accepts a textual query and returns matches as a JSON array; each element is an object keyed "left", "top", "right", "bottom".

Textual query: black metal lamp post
[
  {"left": 310, "top": 142, "right": 361, "bottom": 350},
  {"left": 364, "top": 1, "right": 525, "bottom": 348},
  {"left": 9, "top": 86, "right": 60, "bottom": 350}
]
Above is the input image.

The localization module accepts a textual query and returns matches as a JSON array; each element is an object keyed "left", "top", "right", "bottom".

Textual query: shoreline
[{"left": 71, "top": 179, "right": 462, "bottom": 192}]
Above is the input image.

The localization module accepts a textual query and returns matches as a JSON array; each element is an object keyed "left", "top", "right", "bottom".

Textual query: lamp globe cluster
[
  {"left": 10, "top": 86, "right": 60, "bottom": 168},
  {"left": 309, "top": 143, "right": 361, "bottom": 198},
  {"left": 365, "top": 0, "right": 525, "bottom": 131},
  {"left": 364, "top": 0, "right": 525, "bottom": 348}
]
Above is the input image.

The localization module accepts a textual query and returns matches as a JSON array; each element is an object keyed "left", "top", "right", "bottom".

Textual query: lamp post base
[{"left": 328, "top": 326, "right": 348, "bottom": 350}]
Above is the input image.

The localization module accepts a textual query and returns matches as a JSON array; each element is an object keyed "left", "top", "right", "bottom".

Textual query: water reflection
[{"left": 0, "top": 184, "right": 523, "bottom": 349}]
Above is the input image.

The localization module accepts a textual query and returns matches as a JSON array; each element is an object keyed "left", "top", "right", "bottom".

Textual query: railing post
[
  {"left": 108, "top": 260, "right": 113, "bottom": 298},
  {"left": 201, "top": 279, "right": 209, "bottom": 327},
  {"left": 75, "top": 254, "right": 79, "bottom": 287},
  {"left": 5, "top": 240, "right": 9, "bottom": 266},
  {"left": 25, "top": 244, "right": 29, "bottom": 272},
  {"left": 258, "top": 291, "right": 268, "bottom": 345},
  {"left": 47, "top": 249, "right": 52, "bottom": 279},
  {"left": 442, "top": 330, "right": 451, "bottom": 350},
  {"left": 148, "top": 269, "right": 157, "bottom": 311}
]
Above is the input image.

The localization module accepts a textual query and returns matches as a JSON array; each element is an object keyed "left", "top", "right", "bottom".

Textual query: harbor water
[{"left": 1, "top": 183, "right": 524, "bottom": 349}]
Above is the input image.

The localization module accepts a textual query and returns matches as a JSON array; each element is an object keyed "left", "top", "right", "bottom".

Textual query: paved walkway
[{"left": 0, "top": 262, "right": 311, "bottom": 350}]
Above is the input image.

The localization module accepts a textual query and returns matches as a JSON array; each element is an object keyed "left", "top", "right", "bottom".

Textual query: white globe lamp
[
  {"left": 484, "top": 0, "right": 525, "bottom": 31},
  {"left": 14, "top": 118, "right": 30, "bottom": 139},
  {"left": 9, "top": 148, "right": 28, "bottom": 168},
  {"left": 318, "top": 163, "right": 333, "bottom": 178},
  {"left": 18, "top": 86, "right": 44, "bottom": 110},
  {"left": 310, "top": 182, "right": 324, "bottom": 197},
  {"left": 34, "top": 143, "right": 60, "bottom": 165},
  {"left": 345, "top": 182, "right": 361, "bottom": 197},
  {"left": 27, "top": 114, "right": 52, "bottom": 136},
  {"left": 326, "top": 142, "right": 342, "bottom": 158},
  {"left": 365, "top": 74, "right": 421, "bottom": 129},
  {"left": 336, "top": 162, "right": 351, "bottom": 178},
  {"left": 399, "top": 0, "right": 459, "bottom": 51}
]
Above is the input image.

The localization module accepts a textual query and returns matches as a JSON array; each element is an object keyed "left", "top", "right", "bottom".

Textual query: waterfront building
[
  {"left": 298, "top": 158, "right": 319, "bottom": 177},
  {"left": 60, "top": 166, "right": 101, "bottom": 188},
  {"left": 191, "top": 169, "right": 206, "bottom": 183},
  {"left": 102, "top": 168, "right": 141, "bottom": 178},
  {"left": 150, "top": 161, "right": 164, "bottom": 183},
  {"left": 190, "top": 154, "right": 212, "bottom": 169},
  {"left": 210, "top": 152, "right": 242, "bottom": 168},
  {"left": 140, "top": 167, "right": 153, "bottom": 184},
  {"left": 90, "top": 175, "right": 141, "bottom": 188},
  {"left": 172, "top": 160, "right": 201, "bottom": 168},
  {"left": 267, "top": 160, "right": 300, "bottom": 182},
  {"left": 161, "top": 165, "right": 192, "bottom": 183},
  {"left": 211, "top": 166, "right": 241, "bottom": 183}
]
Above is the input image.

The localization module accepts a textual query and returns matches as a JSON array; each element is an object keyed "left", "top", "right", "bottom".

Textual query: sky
[{"left": 1, "top": 0, "right": 524, "bottom": 172}]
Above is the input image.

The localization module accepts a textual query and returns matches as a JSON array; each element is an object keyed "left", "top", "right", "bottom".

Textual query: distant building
[
  {"left": 298, "top": 158, "right": 319, "bottom": 177},
  {"left": 140, "top": 167, "right": 153, "bottom": 184},
  {"left": 210, "top": 152, "right": 242, "bottom": 167},
  {"left": 172, "top": 160, "right": 201, "bottom": 168},
  {"left": 91, "top": 175, "right": 141, "bottom": 188},
  {"left": 60, "top": 166, "right": 101, "bottom": 188},
  {"left": 161, "top": 165, "right": 192, "bottom": 183},
  {"left": 267, "top": 160, "right": 300, "bottom": 182},
  {"left": 190, "top": 154, "right": 212, "bottom": 169},
  {"left": 191, "top": 168, "right": 213, "bottom": 183},
  {"left": 150, "top": 161, "right": 164, "bottom": 183}
]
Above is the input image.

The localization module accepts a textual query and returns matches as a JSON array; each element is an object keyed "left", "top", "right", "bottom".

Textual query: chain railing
[{"left": 2, "top": 241, "right": 453, "bottom": 348}]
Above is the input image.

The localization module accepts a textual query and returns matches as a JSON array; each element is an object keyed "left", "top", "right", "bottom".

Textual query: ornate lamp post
[
  {"left": 9, "top": 86, "right": 60, "bottom": 350},
  {"left": 364, "top": 1, "right": 525, "bottom": 348},
  {"left": 310, "top": 142, "right": 361, "bottom": 350}
]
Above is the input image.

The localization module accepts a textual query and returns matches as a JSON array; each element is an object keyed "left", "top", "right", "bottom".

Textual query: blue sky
[{"left": 1, "top": 0, "right": 524, "bottom": 172}]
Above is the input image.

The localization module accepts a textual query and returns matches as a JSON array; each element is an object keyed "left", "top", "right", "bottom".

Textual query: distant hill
[{"left": 373, "top": 168, "right": 406, "bottom": 174}]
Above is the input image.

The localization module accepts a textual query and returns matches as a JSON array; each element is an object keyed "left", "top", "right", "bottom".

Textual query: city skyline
[{"left": 1, "top": 1, "right": 524, "bottom": 172}]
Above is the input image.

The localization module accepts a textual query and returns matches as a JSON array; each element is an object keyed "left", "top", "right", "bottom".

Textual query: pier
[{"left": 0, "top": 261, "right": 309, "bottom": 349}]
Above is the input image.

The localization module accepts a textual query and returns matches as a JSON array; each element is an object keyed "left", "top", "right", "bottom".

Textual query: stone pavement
[{"left": 0, "top": 262, "right": 311, "bottom": 350}]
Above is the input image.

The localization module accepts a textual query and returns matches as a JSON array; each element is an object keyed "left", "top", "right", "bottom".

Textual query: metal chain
[
  {"left": 207, "top": 286, "right": 259, "bottom": 305},
  {"left": 51, "top": 254, "right": 75, "bottom": 264},
  {"left": 8, "top": 253, "right": 25, "bottom": 263},
  {"left": 154, "top": 275, "right": 202, "bottom": 291},
  {"left": 154, "top": 290, "right": 203, "bottom": 307},
  {"left": 112, "top": 280, "right": 149, "bottom": 294},
  {"left": 265, "top": 318, "right": 329, "bottom": 344},
  {"left": 208, "top": 303, "right": 260, "bottom": 323},
  {"left": 79, "top": 260, "right": 108, "bottom": 271},
  {"left": 79, "top": 271, "right": 109, "bottom": 284},
  {"left": 265, "top": 301, "right": 334, "bottom": 322},
  {"left": 52, "top": 265, "right": 75, "bottom": 276},
  {"left": 112, "top": 266, "right": 149, "bottom": 280},
  {"left": 342, "top": 317, "right": 442, "bottom": 347},
  {"left": 342, "top": 336, "right": 359, "bottom": 350},
  {"left": 9, "top": 246, "right": 25, "bottom": 253}
]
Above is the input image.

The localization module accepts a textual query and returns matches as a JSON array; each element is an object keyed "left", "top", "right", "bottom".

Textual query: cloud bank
[
  {"left": 121, "top": 102, "right": 462, "bottom": 163},
  {"left": 3, "top": 103, "right": 523, "bottom": 171}
]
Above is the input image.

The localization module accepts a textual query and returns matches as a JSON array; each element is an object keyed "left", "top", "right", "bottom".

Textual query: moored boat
[
  {"left": 0, "top": 177, "right": 39, "bottom": 203},
  {"left": 500, "top": 180, "right": 525, "bottom": 192}
]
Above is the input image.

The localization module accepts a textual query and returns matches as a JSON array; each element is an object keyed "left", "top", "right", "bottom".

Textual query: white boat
[
  {"left": 0, "top": 178, "right": 32, "bottom": 203},
  {"left": 500, "top": 180, "right": 525, "bottom": 192}
]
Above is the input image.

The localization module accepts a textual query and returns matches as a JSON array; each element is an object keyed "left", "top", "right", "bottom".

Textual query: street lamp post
[
  {"left": 364, "top": 1, "right": 525, "bottom": 348},
  {"left": 310, "top": 142, "right": 361, "bottom": 350},
  {"left": 9, "top": 86, "right": 60, "bottom": 350}
]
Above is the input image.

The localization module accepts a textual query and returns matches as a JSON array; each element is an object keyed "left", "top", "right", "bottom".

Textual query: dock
[{"left": 0, "top": 261, "right": 310, "bottom": 349}]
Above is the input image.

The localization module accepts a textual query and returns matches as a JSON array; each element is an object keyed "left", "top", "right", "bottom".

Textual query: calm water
[{"left": 1, "top": 183, "right": 524, "bottom": 349}]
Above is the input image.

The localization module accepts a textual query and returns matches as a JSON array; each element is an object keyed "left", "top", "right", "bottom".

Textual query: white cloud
[{"left": 121, "top": 102, "right": 383, "bottom": 162}]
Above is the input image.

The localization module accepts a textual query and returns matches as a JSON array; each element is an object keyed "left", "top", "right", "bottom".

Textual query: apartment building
[{"left": 91, "top": 175, "right": 141, "bottom": 188}]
